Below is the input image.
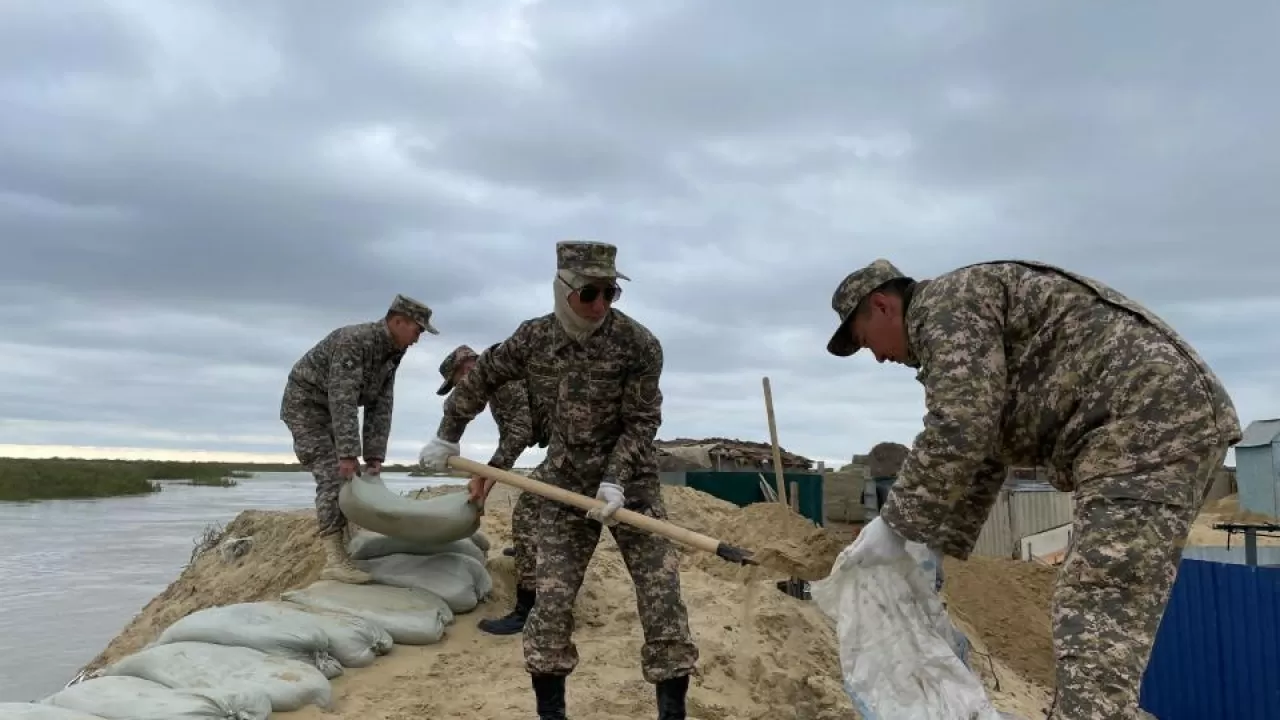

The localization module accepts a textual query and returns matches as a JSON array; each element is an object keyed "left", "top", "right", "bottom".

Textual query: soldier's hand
[
  {"left": 338, "top": 457, "right": 358, "bottom": 479},
  {"left": 467, "top": 475, "right": 495, "bottom": 507}
]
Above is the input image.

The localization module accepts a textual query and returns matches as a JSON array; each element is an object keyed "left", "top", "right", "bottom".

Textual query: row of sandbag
[{"left": 0, "top": 530, "right": 494, "bottom": 720}]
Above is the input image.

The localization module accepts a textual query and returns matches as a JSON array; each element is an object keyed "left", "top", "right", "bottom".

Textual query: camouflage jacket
[
  {"left": 280, "top": 321, "right": 404, "bottom": 461},
  {"left": 480, "top": 343, "right": 551, "bottom": 469},
  {"left": 879, "top": 260, "right": 1241, "bottom": 558},
  {"left": 437, "top": 310, "right": 662, "bottom": 489}
]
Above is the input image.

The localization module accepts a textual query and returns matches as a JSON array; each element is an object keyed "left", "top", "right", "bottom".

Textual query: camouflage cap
[
  {"left": 436, "top": 345, "right": 478, "bottom": 396},
  {"left": 556, "top": 240, "right": 631, "bottom": 281},
  {"left": 389, "top": 294, "right": 439, "bottom": 335},
  {"left": 826, "top": 259, "right": 906, "bottom": 357}
]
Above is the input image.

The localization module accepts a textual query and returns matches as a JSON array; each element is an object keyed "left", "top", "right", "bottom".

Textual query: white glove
[
  {"left": 840, "top": 516, "right": 908, "bottom": 568},
  {"left": 586, "top": 481, "right": 624, "bottom": 525},
  {"left": 417, "top": 436, "right": 459, "bottom": 470}
]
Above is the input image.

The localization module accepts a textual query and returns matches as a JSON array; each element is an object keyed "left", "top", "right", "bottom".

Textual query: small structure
[
  {"left": 1236, "top": 419, "right": 1280, "bottom": 518},
  {"left": 655, "top": 437, "right": 813, "bottom": 472}
]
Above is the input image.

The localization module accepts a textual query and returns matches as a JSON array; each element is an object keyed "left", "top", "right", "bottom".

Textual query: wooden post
[{"left": 762, "top": 377, "right": 788, "bottom": 503}]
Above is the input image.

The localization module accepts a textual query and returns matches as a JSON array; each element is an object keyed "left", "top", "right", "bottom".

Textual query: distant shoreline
[{"left": 0, "top": 457, "right": 519, "bottom": 502}]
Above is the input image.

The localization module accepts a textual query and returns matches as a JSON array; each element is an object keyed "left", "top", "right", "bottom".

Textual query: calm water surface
[{"left": 0, "top": 471, "right": 453, "bottom": 701}]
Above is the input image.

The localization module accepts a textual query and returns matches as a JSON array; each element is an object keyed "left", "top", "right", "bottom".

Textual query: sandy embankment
[{"left": 82, "top": 483, "right": 1058, "bottom": 719}]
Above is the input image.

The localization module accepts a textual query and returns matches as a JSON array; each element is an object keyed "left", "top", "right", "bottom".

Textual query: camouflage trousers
[
  {"left": 281, "top": 412, "right": 348, "bottom": 538},
  {"left": 1048, "top": 444, "right": 1229, "bottom": 720},
  {"left": 511, "top": 490, "right": 542, "bottom": 591},
  {"left": 523, "top": 473, "right": 698, "bottom": 683}
]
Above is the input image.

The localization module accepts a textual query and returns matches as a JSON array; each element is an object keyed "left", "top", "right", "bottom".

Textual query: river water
[{"left": 0, "top": 471, "right": 454, "bottom": 702}]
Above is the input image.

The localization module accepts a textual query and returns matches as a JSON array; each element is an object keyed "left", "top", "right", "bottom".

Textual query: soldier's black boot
[
  {"left": 531, "top": 673, "right": 567, "bottom": 719},
  {"left": 478, "top": 585, "right": 535, "bottom": 635},
  {"left": 503, "top": 546, "right": 517, "bottom": 557},
  {"left": 655, "top": 674, "right": 689, "bottom": 719}
]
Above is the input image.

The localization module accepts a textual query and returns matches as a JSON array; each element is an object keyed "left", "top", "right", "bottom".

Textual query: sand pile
[
  {"left": 941, "top": 555, "right": 1056, "bottom": 690},
  {"left": 79, "top": 484, "right": 851, "bottom": 719},
  {"left": 688, "top": 500, "right": 847, "bottom": 582},
  {"left": 78, "top": 481, "right": 1058, "bottom": 718}
]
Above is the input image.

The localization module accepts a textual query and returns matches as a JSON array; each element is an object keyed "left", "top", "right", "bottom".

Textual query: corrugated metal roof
[{"left": 1238, "top": 418, "right": 1280, "bottom": 448}]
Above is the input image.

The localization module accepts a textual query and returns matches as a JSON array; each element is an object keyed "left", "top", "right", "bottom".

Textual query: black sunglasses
[{"left": 576, "top": 283, "right": 621, "bottom": 304}]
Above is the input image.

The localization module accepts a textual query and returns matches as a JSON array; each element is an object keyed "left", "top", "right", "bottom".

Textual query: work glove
[
  {"left": 586, "top": 481, "right": 624, "bottom": 526},
  {"left": 840, "top": 516, "right": 908, "bottom": 569},
  {"left": 417, "top": 436, "right": 460, "bottom": 471}
]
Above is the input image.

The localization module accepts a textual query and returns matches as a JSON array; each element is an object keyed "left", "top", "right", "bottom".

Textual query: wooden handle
[
  {"left": 762, "top": 377, "right": 788, "bottom": 502},
  {"left": 448, "top": 456, "right": 729, "bottom": 557}
]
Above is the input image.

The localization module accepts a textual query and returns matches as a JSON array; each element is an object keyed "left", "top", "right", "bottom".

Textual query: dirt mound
[
  {"left": 942, "top": 555, "right": 1056, "bottom": 689},
  {"left": 690, "top": 501, "right": 846, "bottom": 582},
  {"left": 79, "top": 481, "right": 1055, "bottom": 718}
]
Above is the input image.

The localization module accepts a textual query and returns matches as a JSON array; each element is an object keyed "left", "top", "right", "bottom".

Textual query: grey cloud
[{"left": 0, "top": 1, "right": 1275, "bottom": 466}]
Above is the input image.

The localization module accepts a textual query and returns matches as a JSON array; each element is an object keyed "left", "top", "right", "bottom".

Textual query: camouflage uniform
[
  {"left": 437, "top": 242, "right": 696, "bottom": 717},
  {"left": 438, "top": 343, "right": 550, "bottom": 633},
  {"left": 826, "top": 260, "right": 1241, "bottom": 720},
  {"left": 281, "top": 294, "right": 437, "bottom": 582}
]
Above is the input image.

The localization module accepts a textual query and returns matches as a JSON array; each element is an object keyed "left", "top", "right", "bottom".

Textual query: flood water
[{"left": 0, "top": 471, "right": 454, "bottom": 701}]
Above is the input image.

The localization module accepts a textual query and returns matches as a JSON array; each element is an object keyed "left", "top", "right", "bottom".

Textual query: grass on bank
[{"left": 0, "top": 458, "right": 443, "bottom": 501}]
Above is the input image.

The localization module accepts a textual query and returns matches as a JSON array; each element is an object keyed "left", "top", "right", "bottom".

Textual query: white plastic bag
[
  {"left": 360, "top": 552, "right": 493, "bottom": 613},
  {"left": 810, "top": 542, "right": 1010, "bottom": 720},
  {"left": 41, "top": 676, "right": 271, "bottom": 720},
  {"left": 101, "top": 642, "right": 331, "bottom": 712},
  {"left": 0, "top": 704, "right": 108, "bottom": 720},
  {"left": 347, "top": 531, "right": 486, "bottom": 563},
  {"left": 282, "top": 580, "right": 451, "bottom": 644},
  {"left": 153, "top": 602, "right": 342, "bottom": 677}
]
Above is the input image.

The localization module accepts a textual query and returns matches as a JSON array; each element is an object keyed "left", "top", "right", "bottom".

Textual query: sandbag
[
  {"left": 101, "top": 642, "right": 331, "bottom": 712},
  {"left": 469, "top": 530, "right": 491, "bottom": 551},
  {"left": 810, "top": 543, "right": 1020, "bottom": 720},
  {"left": 0, "top": 704, "right": 107, "bottom": 720},
  {"left": 338, "top": 474, "right": 480, "bottom": 543},
  {"left": 347, "top": 530, "right": 486, "bottom": 563},
  {"left": 282, "top": 580, "right": 451, "bottom": 644},
  {"left": 264, "top": 601, "right": 393, "bottom": 667},
  {"left": 361, "top": 552, "right": 493, "bottom": 613},
  {"left": 153, "top": 602, "right": 342, "bottom": 678},
  {"left": 41, "top": 676, "right": 271, "bottom": 720}
]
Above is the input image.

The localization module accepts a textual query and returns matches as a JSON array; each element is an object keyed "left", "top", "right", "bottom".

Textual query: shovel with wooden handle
[{"left": 448, "top": 456, "right": 758, "bottom": 566}]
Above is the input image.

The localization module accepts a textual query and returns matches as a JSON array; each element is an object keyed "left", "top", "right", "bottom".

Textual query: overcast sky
[{"left": 2, "top": 1, "right": 1277, "bottom": 469}]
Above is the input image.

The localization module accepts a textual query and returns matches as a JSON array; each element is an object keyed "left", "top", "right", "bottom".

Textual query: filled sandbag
[
  {"left": 361, "top": 552, "right": 493, "bottom": 613},
  {"left": 41, "top": 676, "right": 271, "bottom": 720},
  {"left": 469, "top": 530, "right": 491, "bottom": 551},
  {"left": 282, "top": 580, "right": 451, "bottom": 645},
  {"left": 153, "top": 602, "right": 342, "bottom": 678},
  {"left": 0, "top": 704, "right": 108, "bottom": 720},
  {"left": 264, "top": 601, "right": 393, "bottom": 667},
  {"left": 347, "top": 530, "right": 486, "bottom": 563},
  {"left": 338, "top": 474, "right": 479, "bottom": 543},
  {"left": 101, "top": 642, "right": 331, "bottom": 712}
]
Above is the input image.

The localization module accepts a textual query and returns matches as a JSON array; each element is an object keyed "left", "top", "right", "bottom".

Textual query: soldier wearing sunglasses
[{"left": 418, "top": 241, "right": 697, "bottom": 720}]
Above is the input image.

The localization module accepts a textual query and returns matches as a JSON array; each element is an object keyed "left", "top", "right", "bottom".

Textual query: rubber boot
[
  {"left": 655, "top": 675, "right": 688, "bottom": 720},
  {"left": 478, "top": 585, "right": 535, "bottom": 635},
  {"left": 319, "top": 534, "right": 372, "bottom": 584},
  {"left": 531, "top": 674, "right": 567, "bottom": 719}
]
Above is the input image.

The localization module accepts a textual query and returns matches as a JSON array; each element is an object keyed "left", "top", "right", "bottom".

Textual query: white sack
[
  {"left": 810, "top": 542, "right": 1020, "bottom": 720},
  {"left": 154, "top": 602, "right": 342, "bottom": 678},
  {"left": 41, "top": 676, "right": 270, "bottom": 720},
  {"left": 361, "top": 552, "right": 493, "bottom": 613},
  {"left": 102, "top": 641, "right": 331, "bottom": 712},
  {"left": 0, "top": 704, "right": 107, "bottom": 720},
  {"left": 338, "top": 474, "right": 480, "bottom": 543},
  {"left": 282, "top": 580, "right": 451, "bottom": 645},
  {"left": 347, "top": 530, "right": 486, "bottom": 564}
]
